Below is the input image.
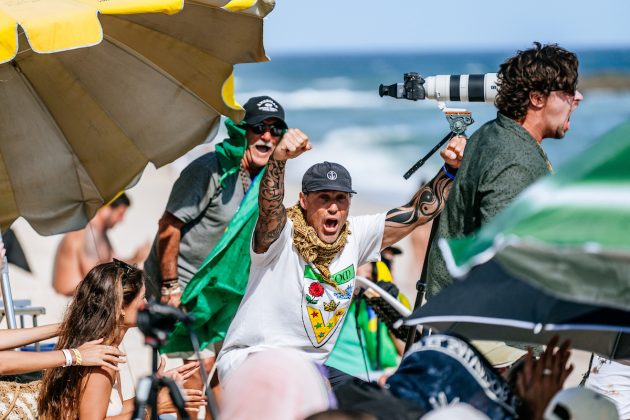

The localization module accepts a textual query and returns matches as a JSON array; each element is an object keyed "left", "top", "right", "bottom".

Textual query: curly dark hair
[
  {"left": 495, "top": 42, "right": 579, "bottom": 120},
  {"left": 38, "top": 261, "right": 145, "bottom": 419}
]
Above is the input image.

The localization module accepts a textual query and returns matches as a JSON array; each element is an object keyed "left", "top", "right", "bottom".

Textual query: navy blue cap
[
  {"left": 302, "top": 162, "right": 356, "bottom": 194},
  {"left": 242, "top": 96, "right": 287, "bottom": 128}
]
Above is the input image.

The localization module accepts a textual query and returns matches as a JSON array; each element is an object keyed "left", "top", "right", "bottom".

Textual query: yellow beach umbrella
[{"left": 0, "top": 0, "right": 274, "bottom": 235}]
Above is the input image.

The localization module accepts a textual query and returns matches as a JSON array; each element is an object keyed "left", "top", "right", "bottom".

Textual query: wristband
[
  {"left": 442, "top": 164, "right": 457, "bottom": 181},
  {"left": 161, "top": 285, "right": 183, "bottom": 296},
  {"left": 161, "top": 277, "right": 179, "bottom": 287},
  {"left": 61, "top": 349, "right": 73, "bottom": 367},
  {"left": 71, "top": 348, "right": 82, "bottom": 366}
]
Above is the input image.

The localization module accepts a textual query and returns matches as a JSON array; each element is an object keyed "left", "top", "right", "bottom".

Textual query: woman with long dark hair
[
  {"left": 37, "top": 260, "right": 204, "bottom": 419},
  {"left": 0, "top": 242, "right": 126, "bottom": 376}
]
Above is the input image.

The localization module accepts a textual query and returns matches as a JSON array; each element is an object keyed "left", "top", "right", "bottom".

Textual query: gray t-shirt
[{"left": 144, "top": 152, "right": 245, "bottom": 298}]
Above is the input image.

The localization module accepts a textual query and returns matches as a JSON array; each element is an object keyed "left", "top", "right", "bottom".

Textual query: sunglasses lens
[
  {"left": 250, "top": 123, "right": 283, "bottom": 137},
  {"left": 250, "top": 123, "right": 265, "bottom": 134},
  {"left": 269, "top": 126, "right": 283, "bottom": 137}
]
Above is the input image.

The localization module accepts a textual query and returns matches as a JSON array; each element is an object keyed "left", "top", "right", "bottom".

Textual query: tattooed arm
[
  {"left": 381, "top": 135, "right": 466, "bottom": 249},
  {"left": 254, "top": 129, "right": 312, "bottom": 253}
]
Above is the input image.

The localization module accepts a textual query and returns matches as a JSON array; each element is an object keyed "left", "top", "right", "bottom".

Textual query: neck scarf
[{"left": 287, "top": 204, "right": 350, "bottom": 291}]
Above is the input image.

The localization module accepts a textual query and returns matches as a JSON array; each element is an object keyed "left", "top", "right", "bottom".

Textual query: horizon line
[{"left": 264, "top": 45, "right": 630, "bottom": 57}]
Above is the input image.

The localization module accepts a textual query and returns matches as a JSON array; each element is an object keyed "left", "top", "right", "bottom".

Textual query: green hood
[{"left": 215, "top": 118, "right": 248, "bottom": 187}]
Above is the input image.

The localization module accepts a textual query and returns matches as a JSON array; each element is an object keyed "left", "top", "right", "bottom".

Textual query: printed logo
[
  {"left": 333, "top": 284, "right": 353, "bottom": 300},
  {"left": 257, "top": 99, "right": 279, "bottom": 113},
  {"left": 306, "top": 281, "right": 324, "bottom": 304},
  {"left": 302, "top": 264, "right": 355, "bottom": 347},
  {"left": 327, "top": 171, "right": 337, "bottom": 180}
]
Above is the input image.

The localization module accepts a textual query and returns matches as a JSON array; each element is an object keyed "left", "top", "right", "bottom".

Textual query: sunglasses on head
[
  {"left": 113, "top": 258, "right": 137, "bottom": 282},
  {"left": 248, "top": 122, "right": 284, "bottom": 137}
]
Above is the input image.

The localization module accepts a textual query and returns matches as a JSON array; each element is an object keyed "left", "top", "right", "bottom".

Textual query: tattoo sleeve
[
  {"left": 383, "top": 169, "right": 453, "bottom": 246},
  {"left": 254, "top": 156, "right": 287, "bottom": 253}
]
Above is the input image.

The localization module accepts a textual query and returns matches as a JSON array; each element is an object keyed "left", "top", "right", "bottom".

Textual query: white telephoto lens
[{"left": 424, "top": 73, "right": 497, "bottom": 103}]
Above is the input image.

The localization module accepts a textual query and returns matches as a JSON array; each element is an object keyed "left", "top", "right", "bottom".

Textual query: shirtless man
[{"left": 52, "top": 193, "right": 150, "bottom": 296}]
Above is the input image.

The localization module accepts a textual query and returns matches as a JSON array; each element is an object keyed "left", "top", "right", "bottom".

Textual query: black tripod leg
[
  {"left": 403, "top": 213, "right": 442, "bottom": 354},
  {"left": 186, "top": 324, "right": 220, "bottom": 419},
  {"left": 132, "top": 376, "right": 153, "bottom": 420},
  {"left": 403, "top": 132, "right": 456, "bottom": 179},
  {"left": 160, "top": 377, "right": 191, "bottom": 420}
]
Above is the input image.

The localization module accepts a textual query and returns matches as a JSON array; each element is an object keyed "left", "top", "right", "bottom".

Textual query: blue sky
[{"left": 263, "top": 0, "right": 630, "bottom": 54}]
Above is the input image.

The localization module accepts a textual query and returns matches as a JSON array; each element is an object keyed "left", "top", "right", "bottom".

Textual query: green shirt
[{"left": 427, "top": 112, "right": 552, "bottom": 298}]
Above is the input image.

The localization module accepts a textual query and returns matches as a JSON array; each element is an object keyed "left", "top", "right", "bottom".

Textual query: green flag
[
  {"left": 162, "top": 173, "right": 261, "bottom": 353},
  {"left": 442, "top": 120, "right": 630, "bottom": 310},
  {"left": 161, "top": 119, "right": 261, "bottom": 353}
]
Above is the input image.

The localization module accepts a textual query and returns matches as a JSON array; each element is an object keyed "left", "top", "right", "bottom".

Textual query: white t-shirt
[
  {"left": 217, "top": 213, "right": 385, "bottom": 381},
  {"left": 585, "top": 355, "right": 630, "bottom": 418}
]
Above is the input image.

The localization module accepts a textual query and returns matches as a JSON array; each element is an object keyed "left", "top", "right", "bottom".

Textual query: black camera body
[
  {"left": 379, "top": 72, "right": 426, "bottom": 101},
  {"left": 137, "top": 299, "right": 193, "bottom": 346}
]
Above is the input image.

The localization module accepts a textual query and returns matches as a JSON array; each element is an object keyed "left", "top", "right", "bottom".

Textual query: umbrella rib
[
  {"left": 6, "top": 61, "right": 95, "bottom": 219},
  {"left": 404, "top": 315, "right": 538, "bottom": 331},
  {"left": 112, "top": 1, "right": 265, "bottom": 64},
  {"left": 545, "top": 323, "right": 630, "bottom": 334},
  {"left": 102, "top": 33, "right": 220, "bottom": 118},
  {"left": 48, "top": 38, "right": 147, "bottom": 167}
]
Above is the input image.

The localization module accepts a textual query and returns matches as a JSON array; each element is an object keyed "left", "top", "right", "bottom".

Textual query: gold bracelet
[{"left": 71, "top": 348, "right": 82, "bottom": 366}]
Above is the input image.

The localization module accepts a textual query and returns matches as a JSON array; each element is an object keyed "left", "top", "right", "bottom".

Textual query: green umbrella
[{"left": 441, "top": 120, "right": 630, "bottom": 310}]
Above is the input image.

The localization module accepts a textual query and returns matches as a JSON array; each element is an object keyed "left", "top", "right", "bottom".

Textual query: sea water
[{"left": 230, "top": 49, "right": 630, "bottom": 207}]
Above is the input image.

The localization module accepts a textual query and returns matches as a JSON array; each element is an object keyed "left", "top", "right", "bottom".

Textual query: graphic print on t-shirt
[{"left": 302, "top": 264, "right": 355, "bottom": 347}]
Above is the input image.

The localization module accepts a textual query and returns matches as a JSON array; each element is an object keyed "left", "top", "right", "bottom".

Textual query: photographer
[
  {"left": 426, "top": 42, "right": 583, "bottom": 298},
  {"left": 216, "top": 128, "right": 466, "bottom": 384}
]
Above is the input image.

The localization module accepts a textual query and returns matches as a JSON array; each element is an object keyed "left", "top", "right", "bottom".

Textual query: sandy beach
[{"left": 1, "top": 142, "right": 590, "bottom": 401}]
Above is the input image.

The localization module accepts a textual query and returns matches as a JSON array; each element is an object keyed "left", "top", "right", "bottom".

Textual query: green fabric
[
  {"left": 161, "top": 121, "right": 262, "bottom": 352},
  {"left": 215, "top": 118, "right": 248, "bottom": 186},
  {"left": 443, "top": 120, "right": 630, "bottom": 311},
  {"left": 327, "top": 301, "right": 399, "bottom": 375},
  {"left": 426, "top": 113, "right": 551, "bottom": 298}
]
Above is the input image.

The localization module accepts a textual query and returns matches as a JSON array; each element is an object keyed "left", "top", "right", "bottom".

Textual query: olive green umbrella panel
[{"left": 0, "top": 0, "right": 274, "bottom": 235}]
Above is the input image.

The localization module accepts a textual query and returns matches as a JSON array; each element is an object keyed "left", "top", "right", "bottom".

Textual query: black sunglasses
[{"left": 248, "top": 122, "right": 284, "bottom": 137}]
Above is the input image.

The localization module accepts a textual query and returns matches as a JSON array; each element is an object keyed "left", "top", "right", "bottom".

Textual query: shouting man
[{"left": 216, "top": 128, "right": 466, "bottom": 382}]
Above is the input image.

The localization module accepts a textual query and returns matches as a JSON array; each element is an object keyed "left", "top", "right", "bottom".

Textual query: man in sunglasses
[
  {"left": 144, "top": 95, "right": 288, "bottom": 305},
  {"left": 143, "top": 97, "right": 290, "bottom": 399},
  {"left": 425, "top": 42, "right": 583, "bottom": 300}
]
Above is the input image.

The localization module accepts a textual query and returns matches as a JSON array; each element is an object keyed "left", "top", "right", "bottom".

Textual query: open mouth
[
  {"left": 323, "top": 218, "right": 339, "bottom": 233},
  {"left": 255, "top": 144, "right": 272, "bottom": 153}
]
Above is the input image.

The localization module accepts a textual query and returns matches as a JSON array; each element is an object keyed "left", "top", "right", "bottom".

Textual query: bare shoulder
[
  {"left": 79, "top": 367, "right": 116, "bottom": 418},
  {"left": 85, "top": 365, "right": 116, "bottom": 383},
  {"left": 53, "top": 232, "right": 83, "bottom": 269},
  {"left": 57, "top": 231, "right": 86, "bottom": 253}
]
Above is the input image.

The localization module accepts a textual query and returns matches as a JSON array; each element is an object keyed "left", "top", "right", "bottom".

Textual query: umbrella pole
[
  {"left": 0, "top": 232, "right": 18, "bottom": 329},
  {"left": 403, "top": 213, "right": 441, "bottom": 354}
]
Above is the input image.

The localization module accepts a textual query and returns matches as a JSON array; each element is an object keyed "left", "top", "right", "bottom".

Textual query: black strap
[{"left": 579, "top": 353, "right": 595, "bottom": 387}]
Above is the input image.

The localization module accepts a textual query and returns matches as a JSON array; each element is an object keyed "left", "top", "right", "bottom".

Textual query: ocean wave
[
  {"left": 285, "top": 125, "right": 442, "bottom": 205},
  {"left": 236, "top": 88, "right": 437, "bottom": 110},
  {"left": 310, "top": 76, "right": 354, "bottom": 89}
]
